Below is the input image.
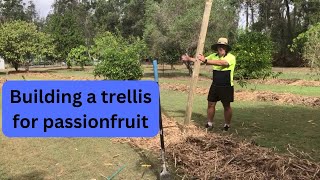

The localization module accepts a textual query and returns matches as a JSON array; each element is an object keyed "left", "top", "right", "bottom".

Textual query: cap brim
[{"left": 211, "top": 44, "right": 232, "bottom": 51}]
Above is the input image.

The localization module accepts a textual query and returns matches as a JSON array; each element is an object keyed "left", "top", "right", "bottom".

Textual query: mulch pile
[
  {"left": 236, "top": 90, "right": 320, "bottom": 108},
  {"left": 114, "top": 115, "right": 320, "bottom": 179},
  {"left": 170, "top": 136, "right": 320, "bottom": 179},
  {"left": 250, "top": 79, "right": 320, "bottom": 87},
  {"left": 160, "top": 83, "right": 320, "bottom": 108}
]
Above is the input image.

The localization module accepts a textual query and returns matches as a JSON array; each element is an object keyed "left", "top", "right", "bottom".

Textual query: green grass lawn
[
  {"left": 0, "top": 65, "right": 319, "bottom": 179},
  {"left": 0, "top": 96, "right": 159, "bottom": 179},
  {"left": 273, "top": 67, "right": 320, "bottom": 81},
  {"left": 160, "top": 89, "right": 320, "bottom": 162},
  {"left": 0, "top": 137, "right": 159, "bottom": 180},
  {"left": 159, "top": 78, "right": 320, "bottom": 97},
  {"left": 144, "top": 64, "right": 320, "bottom": 81}
]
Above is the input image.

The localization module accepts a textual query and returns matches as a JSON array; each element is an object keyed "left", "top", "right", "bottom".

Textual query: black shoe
[
  {"left": 205, "top": 123, "right": 213, "bottom": 130},
  {"left": 223, "top": 125, "right": 230, "bottom": 131}
]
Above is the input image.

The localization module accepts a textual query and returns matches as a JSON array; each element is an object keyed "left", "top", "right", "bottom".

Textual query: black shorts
[{"left": 207, "top": 84, "right": 234, "bottom": 103}]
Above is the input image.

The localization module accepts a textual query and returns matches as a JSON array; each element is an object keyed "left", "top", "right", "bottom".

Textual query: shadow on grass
[
  {"left": 129, "top": 145, "right": 162, "bottom": 180},
  {"left": 8, "top": 70, "right": 57, "bottom": 74},
  {"left": 0, "top": 69, "right": 58, "bottom": 75},
  {"left": 6, "top": 171, "right": 47, "bottom": 180},
  {"left": 117, "top": 142, "right": 182, "bottom": 180}
]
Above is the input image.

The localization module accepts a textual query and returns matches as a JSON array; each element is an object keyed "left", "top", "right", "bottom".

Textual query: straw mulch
[
  {"left": 114, "top": 115, "right": 320, "bottom": 180},
  {"left": 250, "top": 79, "right": 320, "bottom": 87},
  {"left": 170, "top": 136, "right": 320, "bottom": 180}
]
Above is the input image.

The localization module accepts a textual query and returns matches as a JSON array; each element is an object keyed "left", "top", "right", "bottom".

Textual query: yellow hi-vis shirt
[{"left": 206, "top": 53, "right": 236, "bottom": 87}]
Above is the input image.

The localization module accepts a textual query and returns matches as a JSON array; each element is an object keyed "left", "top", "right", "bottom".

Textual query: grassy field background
[{"left": 0, "top": 64, "right": 319, "bottom": 179}]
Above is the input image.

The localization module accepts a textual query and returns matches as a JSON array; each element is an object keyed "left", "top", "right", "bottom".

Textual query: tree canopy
[
  {"left": 0, "top": 20, "right": 55, "bottom": 71},
  {"left": 0, "top": 0, "right": 319, "bottom": 76}
]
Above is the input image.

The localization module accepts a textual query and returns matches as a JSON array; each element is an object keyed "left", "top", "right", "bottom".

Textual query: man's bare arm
[
  {"left": 182, "top": 54, "right": 229, "bottom": 67},
  {"left": 181, "top": 54, "right": 196, "bottom": 62},
  {"left": 206, "top": 59, "right": 229, "bottom": 66},
  {"left": 197, "top": 54, "right": 229, "bottom": 66}
]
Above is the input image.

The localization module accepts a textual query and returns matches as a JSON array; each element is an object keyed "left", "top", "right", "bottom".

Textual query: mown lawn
[
  {"left": 158, "top": 77, "right": 320, "bottom": 97},
  {"left": 273, "top": 67, "right": 320, "bottom": 81},
  {"left": 0, "top": 74, "right": 160, "bottom": 180},
  {"left": 0, "top": 65, "right": 319, "bottom": 179}
]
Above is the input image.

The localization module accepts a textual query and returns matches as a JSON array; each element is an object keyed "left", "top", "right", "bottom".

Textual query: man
[{"left": 181, "top": 37, "right": 236, "bottom": 131}]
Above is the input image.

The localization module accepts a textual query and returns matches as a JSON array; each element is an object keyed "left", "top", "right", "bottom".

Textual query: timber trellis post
[{"left": 184, "top": 0, "right": 213, "bottom": 126}]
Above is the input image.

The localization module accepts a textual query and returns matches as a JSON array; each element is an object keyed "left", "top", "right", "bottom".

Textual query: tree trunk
[
  {"left": 25, "top": 62, "right": 30, "bottom": 72},
  {"left": 250, "top": 1, "right": 254, "bottom": 25},
  {"left": 246, "top": 1, "right": 249, "bottom": 31},
  {"left": 13, "top": 62, "right": 19, "bottom": 71},
  {"left": 284, "top": 0, "right": 292, "bottom": 43},
  {"left": 265, "top": 0, "right": 268, "bottom": 31},
  {"left": 293, "top": 4, "right": 296, "bottom": 34}
]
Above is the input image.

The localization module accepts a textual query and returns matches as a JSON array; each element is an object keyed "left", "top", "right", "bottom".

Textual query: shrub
[
  {"left": 232, "top": 31, "right": 274, "bottom": 80},
  {"left": 66, "top": 45, "right": 91, "bottom": 70},
  {"left": 92, "top": 32, "right": 147, "bottom": 80}
]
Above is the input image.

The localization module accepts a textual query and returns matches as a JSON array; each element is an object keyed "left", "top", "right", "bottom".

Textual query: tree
[
  {"left": 91, "top": 0, "right": 145, "bottom": 38},
  {"left": 232, "top": 31, "right": 274, "bottom": 80},
  {"left": 291, "top": 23, "right": 320, "bottom": 71},
  {"left": 44, "top": 0, "right": 85, "bottom": 63},
  {"left": 0, "top": 0, "right": 26, "bottom": 23},
  {"left": 77, "top": 0, "right": 95, "bottom": 47},
  {"left": 250, "top": 0, "right": 320, "bottom": 67},
  {"left": 144, "top": 0, "right": 240, "bottom": 74},
  {"left": 120, "top": 0, "right": 146, "bottom": 38},
  {"left": 66, "top": 45, "right": 91, "bottom": 70},
  {"left": 25, "top": 0, "right": 38, "bottom": 23},
  {"left": 0, "top": 20, "right": 55, "bottom": 71},
  {"left": 92, "top": 0, "right": 125, "bottom": 35},
  {"left": 92, "top": 31, "right": 147, "bottom": 80}
]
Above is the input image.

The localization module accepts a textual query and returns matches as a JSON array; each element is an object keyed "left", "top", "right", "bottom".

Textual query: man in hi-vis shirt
[{"left": 181, "top": 37, "right": 236, "bottom": 131}]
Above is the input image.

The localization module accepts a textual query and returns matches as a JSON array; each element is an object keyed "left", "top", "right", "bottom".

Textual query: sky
[{"left": 23, "top": 0, "right": 54, "bottom": 18}]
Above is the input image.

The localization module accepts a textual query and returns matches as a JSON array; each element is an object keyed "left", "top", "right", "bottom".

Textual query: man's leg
[
  {"left": 207, "top": 101, "right": 217, "bottom": 125},
  {"left": 206, "top": 83, "right": 218, "bottom": 129},
  {"left": 222, "top": 102, "right": 232, "bottom": 130}
]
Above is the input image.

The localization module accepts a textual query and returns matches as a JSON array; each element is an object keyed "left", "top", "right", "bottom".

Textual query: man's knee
[
  {"left": 222, "top": 102, "right": 232, "bottom": 110},
  {"left": 208, "top": 101, "right": 216, "bottom": 108}
]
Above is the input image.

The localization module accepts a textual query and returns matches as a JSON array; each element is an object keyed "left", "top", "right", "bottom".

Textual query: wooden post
[{"left": 184, "top": 0, "right": 213, "bottom": 125}]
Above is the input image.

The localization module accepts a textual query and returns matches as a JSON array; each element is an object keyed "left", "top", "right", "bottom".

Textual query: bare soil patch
[
  {"left": 114, "top": 115, "right": 320, "bottom": 179},
  {"left": 160, "top": 83, "right": 320, "bottom": 108}
]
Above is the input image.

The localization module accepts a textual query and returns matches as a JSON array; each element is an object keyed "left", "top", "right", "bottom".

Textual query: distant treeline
[{"left": 0, "top": 0, "right": 319, "bottom": 68}]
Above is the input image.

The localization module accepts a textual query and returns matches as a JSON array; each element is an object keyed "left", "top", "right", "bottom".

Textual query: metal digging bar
[{"left": 152, "top": 59, "right": 171, "bottom": 180}]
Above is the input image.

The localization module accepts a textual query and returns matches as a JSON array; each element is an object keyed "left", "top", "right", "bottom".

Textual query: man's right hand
[{"left": 197, "top": 54, "right": 205, "bottom": 62}]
